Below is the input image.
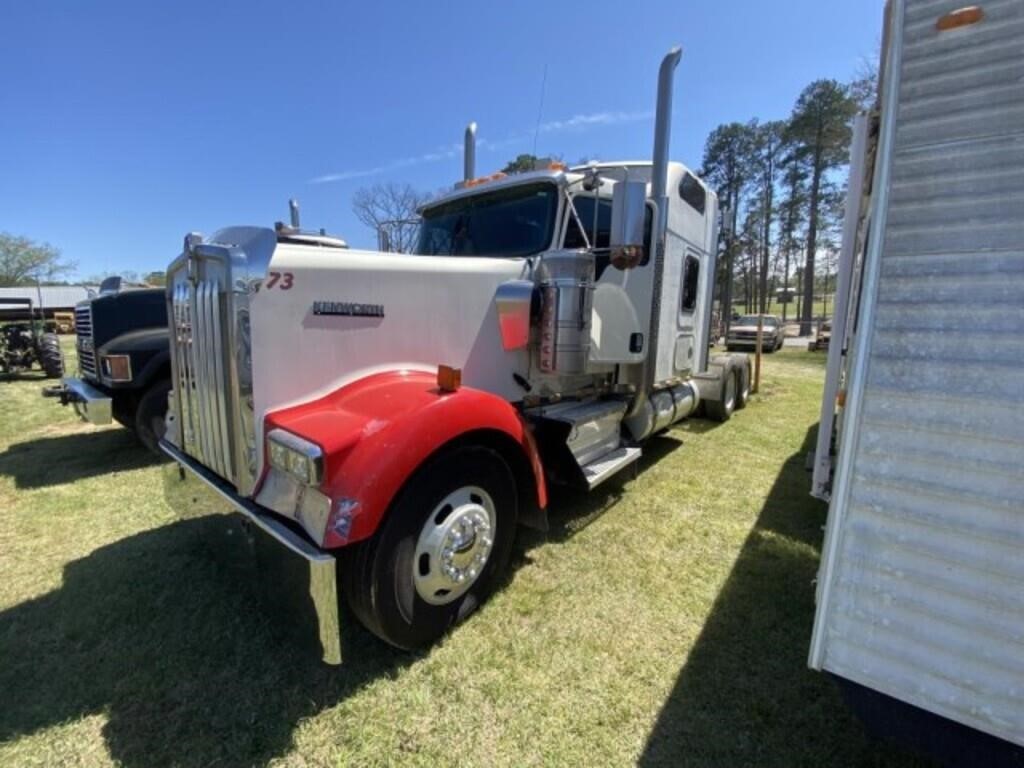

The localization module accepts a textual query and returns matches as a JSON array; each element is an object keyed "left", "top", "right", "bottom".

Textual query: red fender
[{"left": 263, "top": 370, "right": 547, "bottom": 548}]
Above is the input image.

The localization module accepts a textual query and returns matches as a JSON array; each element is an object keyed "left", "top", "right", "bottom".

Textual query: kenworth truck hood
[{"left": 250, "top": 246, "right": 531, "bottom": 461}]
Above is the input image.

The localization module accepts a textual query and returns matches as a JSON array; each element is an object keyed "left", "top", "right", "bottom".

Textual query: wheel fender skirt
[{"left": 264, "top": 371, "right": 548, "bottom": 548}]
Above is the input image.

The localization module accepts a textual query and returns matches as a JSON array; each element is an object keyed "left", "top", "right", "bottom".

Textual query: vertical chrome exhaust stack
[
  {"left": 464, "top": 122, "right": 477, "bottom": 181},
  {"left": 639, "top": 46, "right": 683, "bottom": 404},
  {"left": 289, "top": 199, "right": 301, "bottom": 229},
  {"left": 651, "top": 46, "right": 682, "bottom": 230}
]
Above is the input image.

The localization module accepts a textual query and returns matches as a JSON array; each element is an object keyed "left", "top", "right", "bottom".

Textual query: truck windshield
[{"left": 417, "top": 183, "right": 558, "bottom": 257}]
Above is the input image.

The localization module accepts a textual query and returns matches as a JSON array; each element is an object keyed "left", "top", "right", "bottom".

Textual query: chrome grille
[
  {"left": 172, "top": 280, "right": 233, "bottom": 480},
  {"left": 75, "top": 304, "right": 97, "bottom": 378}
]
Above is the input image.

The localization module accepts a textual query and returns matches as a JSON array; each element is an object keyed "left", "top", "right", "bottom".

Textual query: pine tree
[
  {"left": 749, "top": 121, "right": 786, "bottom": 313},
  {"left": 785, "top": 80, "right": 857, "bottom": 334},
  {"left": 776, "top": 147, "right": 808, "bottom": 323},
  {"left": 700, "top": 121, "right": 757, "bottom": 320}
]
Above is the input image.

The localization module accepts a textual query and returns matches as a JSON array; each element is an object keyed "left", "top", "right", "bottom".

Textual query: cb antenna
[{"left": 531, "top": 63, "right": 548, "bottom": 159}]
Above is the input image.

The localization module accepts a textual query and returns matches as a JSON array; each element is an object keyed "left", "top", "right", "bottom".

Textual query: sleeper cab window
[{"left": 679, "top": 172, "right": 706, "bottom": 215}]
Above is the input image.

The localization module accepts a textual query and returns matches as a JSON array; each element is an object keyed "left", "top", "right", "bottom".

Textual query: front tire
[
  {"left": 134, "top": 379, "right": 171, "bottom": 455},
  {"left": 341, "top": 445, "right": 518, "bottom": 650},
  {"left": 38, "top": 333, "right": 63, "bottom": 378}
]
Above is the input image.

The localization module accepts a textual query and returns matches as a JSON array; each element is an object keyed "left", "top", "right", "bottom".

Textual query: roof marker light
[{"left": 936, "top": 5, "right": 984, "bottom": 31}]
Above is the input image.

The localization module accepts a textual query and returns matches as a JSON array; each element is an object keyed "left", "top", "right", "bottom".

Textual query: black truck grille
[{"left": 75, "top": 305, "right": 97, "bottom": 378}]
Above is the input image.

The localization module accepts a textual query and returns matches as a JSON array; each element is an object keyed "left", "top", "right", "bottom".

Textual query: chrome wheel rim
[{"left": 413, "top": 485, "right": 495, "bottom": 605}]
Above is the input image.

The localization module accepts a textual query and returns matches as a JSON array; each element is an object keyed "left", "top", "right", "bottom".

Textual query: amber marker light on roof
[{"left": 936, "top": 5, "right": 984, "bottom": 31}]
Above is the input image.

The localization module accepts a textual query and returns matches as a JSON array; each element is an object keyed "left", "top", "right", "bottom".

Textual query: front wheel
[
  {"left": 134, "top": 379, "right": 171, "bottom": 455},
  {"left": 341, "top": 445, "right": 518, "bottom": 650}
]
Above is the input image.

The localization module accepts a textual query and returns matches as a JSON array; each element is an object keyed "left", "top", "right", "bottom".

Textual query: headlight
[
  {"left": 100, "top": 354, "right": 132, "bottom": 382},
  {"left": 267, "top": 428, "right": 323, "bottom": 485}
]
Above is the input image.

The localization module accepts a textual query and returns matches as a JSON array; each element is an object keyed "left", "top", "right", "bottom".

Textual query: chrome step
[
  {"left": 535, "top": 398, "right": 628, "bottom": 467},
  {"left": 581, "top": 445, "right": 642, "bottom": 490}
]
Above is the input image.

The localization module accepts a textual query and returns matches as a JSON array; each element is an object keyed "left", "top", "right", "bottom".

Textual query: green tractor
[{"left": 0, "top": 297, "right": 64, "bottom": 378}]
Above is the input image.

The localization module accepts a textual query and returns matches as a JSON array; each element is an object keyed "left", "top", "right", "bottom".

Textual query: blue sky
[{"left": 1, "top": 1, "right": 882, "bottom": 280}]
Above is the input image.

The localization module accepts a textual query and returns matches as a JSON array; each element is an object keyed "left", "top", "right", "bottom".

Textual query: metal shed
[
  {"left": 809, "top": 0, "right": 1024, "bottom": 754},
  {"left": 0, "top": 286, "right": 94, "bottom": 318}
]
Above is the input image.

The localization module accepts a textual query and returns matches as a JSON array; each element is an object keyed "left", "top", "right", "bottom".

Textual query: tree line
[
  {"left": 0, "top": 232, "right": 166, "bottom": 289},
  {"left": 703, "top": 72, "right": 873, "bottom": 333},
  {"left": 0, "top": 232, "right": 75, "bottom": 287},
  {"left": 354, "top": 66, "right": 874, "bottom": 338}
]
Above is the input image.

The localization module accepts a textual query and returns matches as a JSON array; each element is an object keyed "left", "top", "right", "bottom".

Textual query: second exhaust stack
[{"left": 464, "top": 122, "right": 477, "bottom": 181}]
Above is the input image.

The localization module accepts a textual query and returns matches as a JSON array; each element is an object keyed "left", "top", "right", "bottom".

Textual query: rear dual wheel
[
  {"left": 341, "top": 446, "right": 517, "bottom": 650},
  {"left": 735, "top": 356, "right": 751, "bottom": 409},
  {"left": 705, "top": 356, "right": 751, "bottom": 422},
  {"left": 704, "top": 365, "right": 737, "bottom": 422}
]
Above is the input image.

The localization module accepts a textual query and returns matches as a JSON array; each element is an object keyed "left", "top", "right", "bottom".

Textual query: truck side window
[
  {"left": 563, "top": 196, "right": 611, "bottom": 250},
  {"left": 565, "top": 196, "right": 653, "bottom": 278},
  {"left": 679, "top": 173, "right": 706, "bottom": 214},
  {"left": 681, "top": 254, "right": 700, "bottom": 312}
]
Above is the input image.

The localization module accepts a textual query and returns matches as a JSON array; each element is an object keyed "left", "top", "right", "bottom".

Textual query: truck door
[
  {"left": 674, "top": 248, "right": 702, "bottom": 374},
  {"left": 563, "top": 194, "right": 651, "bottom": 366}
]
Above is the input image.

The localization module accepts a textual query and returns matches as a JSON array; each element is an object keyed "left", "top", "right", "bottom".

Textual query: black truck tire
[
  {"left": 134, "top": 379, "right": 171, "bottom": 456},
  {"left": 735, "top": 356, "right": 752, "bottom": 410},
  {"left": 704, "top": 361, "right": 737, "bottom": 423},
  {"left": 38, "top": 333, "right": 64, "bottom": 378},
  {"left": 341, "top": 445, "right": 518, "bottom": 650}
]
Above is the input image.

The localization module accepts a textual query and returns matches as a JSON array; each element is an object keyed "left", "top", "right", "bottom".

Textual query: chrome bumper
[
  {"left": 43, "top": 377, "right": 113, "bottom": 425},
  {"left": 159, "top": 438, "right": 342, "bottom": 665}
]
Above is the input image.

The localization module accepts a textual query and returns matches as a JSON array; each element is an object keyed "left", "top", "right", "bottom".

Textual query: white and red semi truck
[{"left": 161, "top": 48, "right": 751, "bottom": 663}]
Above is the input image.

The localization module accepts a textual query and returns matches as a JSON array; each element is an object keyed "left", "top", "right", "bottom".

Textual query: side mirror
[{"left": 609, "top": 179, "right": 647, "bottom": 269}]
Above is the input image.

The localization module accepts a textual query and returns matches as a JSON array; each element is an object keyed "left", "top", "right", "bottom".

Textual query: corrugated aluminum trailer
[{"left": 809, "top": 0, "right": 1024, "bottom": 762}]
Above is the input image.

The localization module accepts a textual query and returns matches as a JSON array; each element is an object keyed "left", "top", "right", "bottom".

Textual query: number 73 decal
[{"left": 265, "top": 271, "right": 294, "bottom": 290}]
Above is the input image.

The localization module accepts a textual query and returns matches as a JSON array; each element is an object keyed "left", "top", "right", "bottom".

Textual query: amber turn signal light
[
  {"left": 437, "top": 365, "right": 462, "bottom": 393},
  {"left": 936, "top": 5, "right": 984, "bottom": 31}
]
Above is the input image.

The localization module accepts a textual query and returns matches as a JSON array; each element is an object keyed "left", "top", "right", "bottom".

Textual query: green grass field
[{"left": 0, "top": 344, "right": 928, "bottom": 767}]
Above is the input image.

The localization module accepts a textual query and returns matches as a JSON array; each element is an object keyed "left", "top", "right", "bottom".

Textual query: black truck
[{"left": 45, "top": 278, "right": 170, "bottom": 454}]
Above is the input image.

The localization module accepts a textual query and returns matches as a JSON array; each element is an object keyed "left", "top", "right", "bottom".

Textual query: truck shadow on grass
[
  {"left": 0, "top": 434, "right": 687, "bottom": 767},
  {"left": 541, "top": 433, "right": 685, "bottom": 542},
  {"left": 507, "top": 433, "right": 686, "bottom": 571},
  {"left": 0, "top": 512, "right": 412, "bottom": 768},
  {"left": 635, "top": 425, "right": 931, "bottom": 768},
  {"left": 0, "top": 428, "right": 163, "bottom": 490}
]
